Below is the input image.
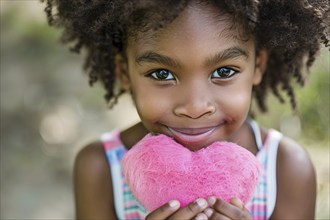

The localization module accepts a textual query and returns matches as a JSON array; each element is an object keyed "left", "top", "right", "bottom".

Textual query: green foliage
[
  {"left": 297, "top": 53, "right": 329, "bottom": 141},
  {"left": 251, "top": 51, "right": 329, "bottom": 143}
]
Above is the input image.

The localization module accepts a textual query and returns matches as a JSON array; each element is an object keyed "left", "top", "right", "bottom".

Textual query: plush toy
[{"left": 122, "top": 133, "right": 260, "bottom": 211}]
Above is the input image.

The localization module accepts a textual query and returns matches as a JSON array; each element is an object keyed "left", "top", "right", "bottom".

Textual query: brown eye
[
  {"left": 212, "top": 67, "right": 237, "bottom": 79},
  {"left": 150, "top": 69, "right": 175, "bottom": 80}
]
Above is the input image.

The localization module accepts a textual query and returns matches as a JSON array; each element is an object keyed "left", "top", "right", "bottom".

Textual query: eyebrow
[
  {"left": 135, "top": 46, "right": 249, "bottom": 68},
  {"left": 205, "top": 46, "right": 249, "bottom": 67},
  {"left": 136, "top": 51, "right": 181, "bottom": 68}
]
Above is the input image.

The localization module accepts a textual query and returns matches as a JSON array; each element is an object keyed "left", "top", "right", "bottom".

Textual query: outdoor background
[{"left": 0, "top": 0, "right": 329, "bottom": 219}]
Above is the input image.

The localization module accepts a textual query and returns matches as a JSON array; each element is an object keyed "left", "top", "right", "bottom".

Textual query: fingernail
[
  {"left": 204, "top": 208, "right": 214, "bottom": 217},
  {"left": 195, "top": 198, "right": 207, "bottom": 208},
  {"left": 169, "top": 200, "right": 180, "bottom": 208},
  {"left": 195, "top": 213, "right": 207, "bottom": 220},
  {"left": 208, "top": 196, "right": 216, "bottom": 206}
]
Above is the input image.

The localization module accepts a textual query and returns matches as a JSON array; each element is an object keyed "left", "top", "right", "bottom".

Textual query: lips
[{"left": 167, "top": 126, "right": 217, "bottom": 151}]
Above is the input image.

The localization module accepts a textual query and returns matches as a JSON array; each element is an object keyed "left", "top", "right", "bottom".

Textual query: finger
[
  {"left": 203, "top": 208, "right": 214, "bottom": 218},
  {"left": 204, "top": 207, "right": 230, "bottom": 220},
  {"left": 146, "top": 200, "right": 180, "bottom": 220},
  {"left": 208, "top": 197, "right": 246, "bottom": 219},
  {"left": 193, "top": 213, "right": 208, "bottom": 220},
  {"left": 230, "top": 197, "right": 244, "bottom": 210},
  {"left": 230, "top": 197, "right": 253, "bottom": 218},
  {"left": 208, "top": 211, "right": 230, "bottom": 220},
  {"left": 168, "top": 198, "right": 208, "bottom": 220}
]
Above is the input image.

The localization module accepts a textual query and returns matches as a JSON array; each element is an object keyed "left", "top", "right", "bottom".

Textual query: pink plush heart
[{"left": 122, "top": 134, "right": 260, "bottom": 211}]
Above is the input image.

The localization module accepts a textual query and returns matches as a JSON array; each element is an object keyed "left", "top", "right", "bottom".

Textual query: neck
[
  {"left": 120, "top": 122, "right": 149, "bottom": 149},
  {"left": 229, "top": 120, "right": 262, "bottom": 155}
]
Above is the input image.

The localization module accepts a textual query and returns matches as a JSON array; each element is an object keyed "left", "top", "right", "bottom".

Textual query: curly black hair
[{"left": 42, "top": 0, "right": 329, "bottom": 111}]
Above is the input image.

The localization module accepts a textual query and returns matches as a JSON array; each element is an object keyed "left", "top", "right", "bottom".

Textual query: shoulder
[
  {"left": 271, "top": 134, "right": 316, "bottom": 219},
  {"left": 74, "top": 141, "right": 111, "bottom": 185},
  {"left": 74, "top": 141, "right": 112, "bottom": 195},
  {"left": 74, "top": 141, "right": 117, "bottom": 219},
  {"left": 277, "top": 135, "right": 315, "bottom": 184}
]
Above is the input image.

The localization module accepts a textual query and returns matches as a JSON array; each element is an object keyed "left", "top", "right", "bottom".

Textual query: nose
[{"left": 173, "top": 85, "right": 216, "bottom": 119}]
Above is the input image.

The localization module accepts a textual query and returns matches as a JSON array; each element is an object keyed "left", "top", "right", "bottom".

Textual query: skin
[{"left": 74, "top": 2, "right": 316, "bottom": 219}]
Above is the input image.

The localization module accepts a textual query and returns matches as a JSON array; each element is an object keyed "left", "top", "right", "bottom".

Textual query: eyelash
[
  {"left": 211, "top": 67, "right": 238, "bottom": 79},
  {"left": 147, "top": 67, "right": 238, "bottom": 81},
  {"left": 148, "top": 69, "right": 175, "bottom": 81}
]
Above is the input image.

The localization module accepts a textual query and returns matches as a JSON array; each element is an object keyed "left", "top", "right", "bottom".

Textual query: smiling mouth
[{"left": 167, "top": 126, "right": 218, "bottom": 150}]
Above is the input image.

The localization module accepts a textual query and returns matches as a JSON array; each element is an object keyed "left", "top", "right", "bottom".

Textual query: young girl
[{"left": 43, "top": 0, "right": 329, "bottom": 219}]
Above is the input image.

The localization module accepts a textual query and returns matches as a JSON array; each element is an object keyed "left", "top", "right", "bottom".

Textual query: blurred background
[{"left": 0, "top": 0, "right": 329, "bottom": 219}]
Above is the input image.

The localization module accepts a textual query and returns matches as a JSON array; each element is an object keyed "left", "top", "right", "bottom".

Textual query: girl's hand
[
  {"left": 204, "top": 197, "right": 253, "bottom": 220},
  {"left": 145, "top": 198, "right": 209, "bottom": 220}
]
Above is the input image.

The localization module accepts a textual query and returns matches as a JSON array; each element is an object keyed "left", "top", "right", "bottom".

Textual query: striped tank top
[{"left": 101, "top": 120, "right": 282, "bottom": 220}]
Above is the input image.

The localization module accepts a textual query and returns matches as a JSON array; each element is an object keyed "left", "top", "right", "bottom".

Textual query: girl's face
[{"left": 123, "top": 3, "right": 266, "bottom": 151}]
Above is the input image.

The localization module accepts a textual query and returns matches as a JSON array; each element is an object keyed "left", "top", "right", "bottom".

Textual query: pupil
[
  {"left": 218, "top": 68, "right": 230, "bottom": 76},
  {"left": 157, "top": 70, "right": 169, "bottom": 79}
]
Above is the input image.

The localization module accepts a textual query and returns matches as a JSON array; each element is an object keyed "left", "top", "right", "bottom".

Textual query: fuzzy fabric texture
[{"left": 122, "top": 134, "right": 260, "bottom": 211}]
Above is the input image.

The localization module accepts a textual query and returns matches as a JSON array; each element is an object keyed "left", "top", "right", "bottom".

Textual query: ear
[
  {"left": 115, "top": 54, "right": 131, "bottom": 91},
  {"left": 253, "top": 49, "right": 269, "bottom": 85}
]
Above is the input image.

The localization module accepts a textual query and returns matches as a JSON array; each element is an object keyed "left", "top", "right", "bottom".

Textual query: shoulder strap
[
  {"left": 246, "top": 120, "right": 283, "bottom": 218},
  {"left": 264, "top": 129, "right": 283, "bottom": 219},
  {"left": 247, "top": 118, "right": 263, "bottom": 150},
  {"left": 101, "top": 131, "right": 126, "bottom": 220},
  {"left": 101, "top": 131, "right": 122, "bottom": 151}
]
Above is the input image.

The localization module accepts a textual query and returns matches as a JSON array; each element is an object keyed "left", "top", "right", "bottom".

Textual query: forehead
[{"left": 127, "top": 2, "right": 252, "bottom": 57}]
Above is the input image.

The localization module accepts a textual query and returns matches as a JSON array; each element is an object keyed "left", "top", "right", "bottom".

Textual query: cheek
[
  {"left": 132, "top": 84, "right": 173, "bottom": 122},
  {"left": 219, "top": 83, "right": 253, "bottom": 119}
]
